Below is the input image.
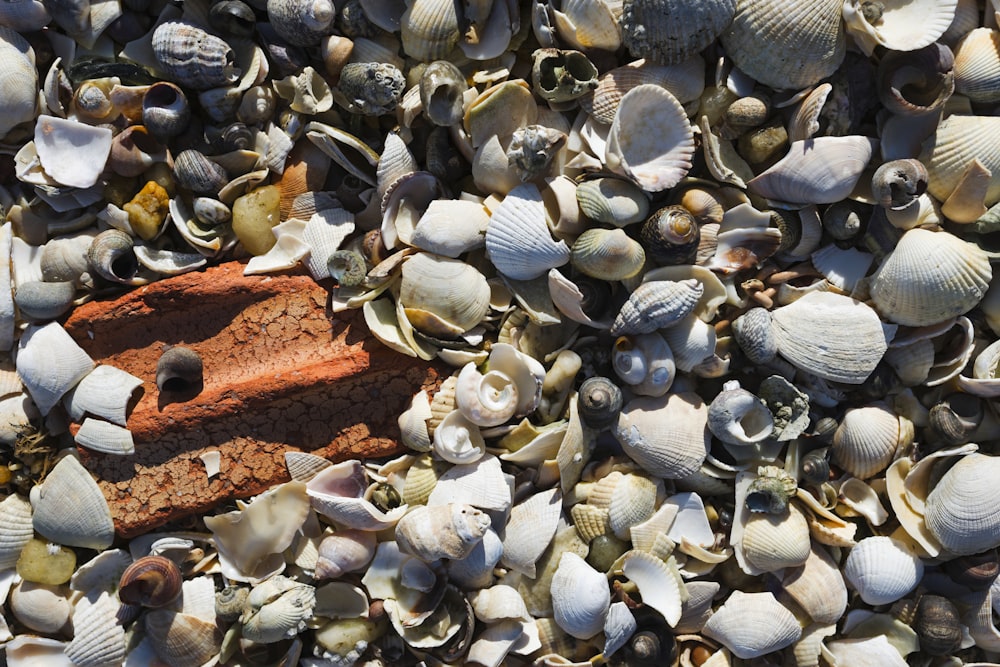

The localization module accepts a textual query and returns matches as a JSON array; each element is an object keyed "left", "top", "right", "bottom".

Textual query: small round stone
[
  {"left": 16, "top": 538, "right": 77, "bottom": 585},
  {"left": 232, "top": 185, "right": 281, "bottom": 256}
]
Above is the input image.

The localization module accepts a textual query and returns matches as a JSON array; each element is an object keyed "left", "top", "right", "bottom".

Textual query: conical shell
[
  {"left": 611, "top": 279, "right": 704, "bottom": 336},
  {"left": 748, "top": 136, "right": 876, "bottom": 205},
  {"left": 842, "top": 536, "right": 924, "bottom": 605},
  {"left": 954, "top": 28, "right": 1000, "bottom": 103},
  {"left": 739, "top": 503, "right": 810, "bottom": 573},
  {"left": 920, "top": 115, "right": 1000, "bottom": 208},
  {"left": 501, "top": 488, "right": 561, "bottom": 577},
  {"left": 606, "top": 84, "right": 694, "bottom": 192},
  {"left": 925, "top": 453, "right": 1000, "bottom": 556},
  {"left": 832, "top": 403, "right": 907, "bottom": 480},
  {"left": 30, "top": 455, "right": 114, "bottom": 550},
  {"left": 702, "top": 590, "right": 802, "bottom": 659},
  {"left": 614, "top": 392, "right": 710, "bottom": 479},
  {"left": 0, "top": 493, "right": 33, "bottom": 570},
  {"left": 0, "top": 25, "right": 37, "bottom": 138},
  {"left": 550, "top": 552, "right": 610, "bottom": 640},
  {"left": 486, "top": 183, "right": 571, "bottom": 280},
  {"left": 399, "top": 252, "right": 491, "bottom": 337},
  {"left": 621, "top": 0, "right": 736, "bottom": 65},
  {"left": 720, "top": 0, "right": 845, "bottom": 90},
  {"left": 869, "top": 228, "right": 991, "bottom": 328}
]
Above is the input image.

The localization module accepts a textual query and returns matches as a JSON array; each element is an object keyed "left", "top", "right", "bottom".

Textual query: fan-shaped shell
[
  {"left": 501, "top": 488, "right": 561, "bottom": 577},
  {"left": 398, "top": 252, "right": 491, "bottom": 337},
  {"left": 614, "top": 392, "right": 710, "bottom": 479},
  {"left": 702, "top": 590, "right": 802, "bottom": 659},
  {"left": 401, "top": 0, "right": 460, "bottom": 62},
  {"left": 65, "top": 592, "right": 126, "bottom": 667},
  {"left": 748, "top": 136, "right": 877, "bottom": 205},
  {"left": 611, "top": 279, "right": 704, "bottom": 336},
  {"left": 720, "top": 0, "right": 845, "bottom": 90},
  {"left": 64, "top": 365, "right": 143, "bottom": 426},
  {"left": 0, "top": 494, "right": 33, "bottom": 570},
  {"left": 925, "top": 453, "right": 1000, "bottom": 556},
  {"left": 18, "top": 321, "right": 95, "bottom": 413},
  {"left": 621, "top": 550, "right": 686, "bottom": 626},
  {"left": 739, "top": 503, "right": 810, "bottom": 573},
  {"left": 581, "top": 57, "right": 705, "bottom": 125},
  {"left": 550, "top": 552, "right": 610, "bottom": 640},
  {"left": 145, "top": 609, "right": 222, "bottom": 666},
  {"left": 605, "top": 84, "right": 695, "bottom": 193},
  {"left": 411, "top": 200, "right": 490, "bottom": 258},
  {"left": 622, "top": 0, "right": 736, "bottom": 65},
  {"left": 953, "top": 28, "right": 1000, "bottom": 103},
  {"left": 843, "top": 536, "right": 924, "bottom": 605},
  {"left": 832, "top": 403, "right": 909, "bottom": 480},
  {"left": 428, "top": 455, "right": 511, "bottom": 513},
  {"left": 869, "top": 228, "right": 991, "bottom": 328},
  {"left": 570, "top": 228, "right": 645, "bottom": 281},
  {"left": 770, "top": 291, "right": 895, "bottom": 384},
  {"left": 486, "top": 183, "right": 571, "bottom": 280},
  {"left": 0, "top": 26, "right": 37, "bottom": 138},
  {"left": 920, "top": 115, "right": 1000, "bottom": 208},
  {"left": 842, "top": 0, "right": 958, "bottom": 54},
  {"left": 30, "top": 455, "right": 114, "bottom": 551}
]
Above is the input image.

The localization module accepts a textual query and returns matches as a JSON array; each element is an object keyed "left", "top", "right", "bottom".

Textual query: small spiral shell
[
  {"left": 577, "top": 376, "right": 623, "bottom": 430},
  {"left": 798, "top": 449, "right": 830, "bottom": 485},
  {"left": 640, "top": 205, "right": 700, "bottom": 265},
  {"left": 215, "top": 585, "right": 250, "bottom": 622},
  {"left": 156, "top": 346, "right": 204, "bottom": 394},
  {"left": 327, "top": 250, "right": 367, "bottom": 287},
  {"left": 87, "top": 229, "right": 139, "bottom": 284},
  {"left": 118, "top": 555, "right": 182, "bottom": 608}
]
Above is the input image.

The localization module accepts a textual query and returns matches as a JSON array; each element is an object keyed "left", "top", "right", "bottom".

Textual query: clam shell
[
  {"left": 64, "top": 364, "right": 143, "bottom": 426},
  {"left": 581, "top": 57, "right": 705, "bottom": 126},
  {"left": 485, "top": 183, "right": 571, "bottom": 281},
  {"left": 570, "top": 228, "right": 645, "bottom": 282},
  {"left": 842, "top": 536, "right": 924, "bottom": 605},
  {"left": 16, "top": 322, "right": 95, "bottom": 415},
  {"left": 613, "top": 392, "right": 710, "bottom": 479},
  {"left": 575, "top": 177, "right": 649, "bottom": 227},
  {"left": 399, "top": 252, "right": 491, "bottom": 337},
  {"left": 550, "top": 552, "right": 610, "bottom": 640},
  {"left": 410, "top": 199, "right": 490, "bottom": 258},
  {"left": 65, "top": 592, "right": 126, "bottom": 667},
  {"left": 30, "top": 455, "right": 114, "bottom": 551},
  {"left": 74, "top": 418, "right": 136, "bottom": 456},
  {"left": 869, "top": 228, "right": 991, "bottom": 327},
  {"left": 34, "top": 116, "right": 113, "bottom": 190},
  {"left": 603, "top": 601, "right": 637, "bottom": 658},
  {"left": 721, "top": 0, "right": 845, "bottom": 90},
  {"left": 925, "top": 453, "right": 1000, "bottom": 556},
  {"left": 954, "top": 28, "right": 1000, "bottom": 103},
  {"left": 770, "top": 291, "right": 896, "bottom": 384},
  {"left": 621, "top": 550, "right": 687, "bottom": 626},
  {"left": 832, "top": 403, "right": 908, "bottom": 480},
  {"left": 621, "top": 0, "right": 736, "bottom": 65},
  {"left": 152, "top": 21, "right": 240, "bottom": 90},
  {"left": 781, "top": 544, "right": 847, "bottom": 625},
  {"left": 0, "top": 494, "right": 33, "bottom": 570},
  {"left": 427, "top": 454, "right": 512, "bottom": 513},
  {"left": 739, "top": 503, "right": 810, "bottom": 573},
  {"left": 589, "top": 472, "right": 659, "bottom": 540},
  {"left": 842, "top": 0, "right": 959, "bottom": 54},
  {"left": 702, "top": 590, "right": 802, "bottom": 659},
  {"left": 0, "top": 26, "right": 37, "bottom": 138},
  {"left": 400, "top": 0, "right": 460, "bottom": 61},
  {"left": 611, "top": 278, "right": 703, "bottom": 336},
  {"left": 395, "top": 503, "right": 492, "bottom": 562},
  {"left": 605, "top": 84, "right": 695, "bottom": 192},
  {"left": 748, "top": 136, "right": 876, "bottom": 206},
  {"left": 551, "top": 0, "right": 620, "bottom": 51},
  {"left": 501, "top": 488, "right": 561, "bottom": 577},
  {"left": 920, "top": 115, "right": 1000, "bottom": 208}
]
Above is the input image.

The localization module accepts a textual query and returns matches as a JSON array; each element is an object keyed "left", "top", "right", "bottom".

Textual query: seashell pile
[{"left": 7, "top": 0, "right": 1000, "bottom": 665}]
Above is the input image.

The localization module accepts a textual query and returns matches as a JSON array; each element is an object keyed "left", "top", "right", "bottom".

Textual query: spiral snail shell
[
  {"left": 577, "top": 376, "right": 623, "bottom": 430},
  {"left": 640, "top": 205, "right": 701, "bottom": 265},
  {"left": 118, "top": 555, "right": 182, "bottom": 608}
]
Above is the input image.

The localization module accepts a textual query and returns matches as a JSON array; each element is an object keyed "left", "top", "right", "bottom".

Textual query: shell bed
[{"left": 2, "top": 0, "right": 1000, "bottom": 665}]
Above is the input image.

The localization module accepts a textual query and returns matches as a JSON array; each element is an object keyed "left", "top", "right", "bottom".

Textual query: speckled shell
[
  {"left": 925, "top": 453, "right": 1000, "bottom": 556},
  {"left": 0, "top": 26, "right": 37, "bottom": 138},
  {"left": 702, "top": 591, "right": 802, "bottom": 659},
  {"left": 954, "top": 28, "right": 1000, "bottom": 103},
  {"left": 621, "top": 0, "right": 736, "bottom": 65},
  {"left": 151, "top": 21, "right": 241, "bottom": 90},
  {"left": 610, "top": 279, "right": 704, "bottom": 336},
  {"left": 721, "top": 0, "right": 846, "bottom": 90},
  {"left": 920, "top": 115, "right": 1000, "bottom": 208},
  {"left": 267, "top": 0, "right": 335, "bottom": 46},
  {"left": 869, "top": 228, "right": 991, "bottom": 327},
  {"left": 613, "top": 391, "right": 710, "bottom": 479},
  {"left": 832, "top": 403, "right": 909, "bottom": 480},
  {"left": 842, "top": 536, "right": 924, "bottom": 605}
]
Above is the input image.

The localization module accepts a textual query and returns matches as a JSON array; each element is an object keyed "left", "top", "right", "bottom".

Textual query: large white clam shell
[
  {"left": 842, "top": 536, "right": 924, "bottom": 605},
  {"left": 550, "top": 552, "right": 609, "bottom": 640},
  {"left": 605, "top": 84, "right": 694, "bottom": 192},
  {"left": 614, "top": 391, "right": 710, "bottom": 479},
  {"left": 869, "top": 227, "right": 991, "bottom": 328},
  {"left": 832, "top": 402, "right": 910, "bottom": 480},
  {"left": 747, "top": 136, "right": 876, "bottom": 206},
  {"left": 74, "top": 418, "right": 136, "bottom": 456},
  {"left": 410, "top": 199, "right": 490, "bottom": 258},
  {"left": 16, "top": 321, "right": 95, "bottom": 415},
  {"left": 924, "top": 453, "right": 1000, "bottom": 556},
  {"left": 399, "top": 251, "right": 491, "bottom": 338},
  {"left": 30, "top": 455, "right": 114, "bottom": 551},
  {"left": 33, "top": 115, "right": 113, "bottom": 189},
  {"left": 770, "top": 291, "right": 896, "bottom": 384},
  {"left": 702, "top": 590, "right": 802, "bottom": 659},
  {"left": 485, "top": 183, "right": 571, "bottom": 280}
]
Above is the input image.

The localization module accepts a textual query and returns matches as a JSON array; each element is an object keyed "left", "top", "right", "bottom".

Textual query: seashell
[
  {"left": 10, "top": 581, "right": 72, "bottom": 634},
  {"left": 209, "top": 0, "right": 257, "bottom": 37},
  {"left": 267, "top": 0, "right": 334, "bottom": 46},
  {"left": 707, "top": 380, "right": 773, "bottom": 446},
  {"left": 612, "top": 332, "right": 675, "bottom": 397},
  {"left": 13, "top": 280, "right": 76, "bottom": 321},
  {"left": 16, "top": 321, "right": 95, "bottom": 415},
  {"left": 419, "top": 60, "right": 467, "bottom": 127},
  {"left": 145, "top": 609, "right": 222, "bottom": 667},
  {"left": 842, "top": 536, "right": 924, "bottom": 605},
  {"left": 400, "top": 0, "right": 461, "bottom": 61},
  {"left": 659, "top": 314, "right": 717, "bottom": 375},
  {"left": 832, "top": 402, "right": 910, "bottom": 480},
  {"left": 702, "top": 590, "right": 802, "bottom": 659},
  {"left": 550, "top": 552, "right": 610, "bottom": 640},
  {"left": 118, "top": 555, "right": 183, "bottom": 608},
  {"left": 448, "top": 526, "right": 503, "bottom": 590},
  {"left": 953, "top": 28, "right": 1000, "bottom": 104},
  {"left": 603, "top": 601, "right": 637, "bottom": 658},
  {"left": 486, "top": 183, "right": 571, "bottom": 281},
  {"left": 173, "top": 150, "right": 229, "bottom": 196},
  {"left": 744, "top": 465, "right": 798, "bottom": 514},
  {"left": 501, "top": 488, "right": 561, "bottom": 577},
  {"left": 610, "top": 278, "right": 703, "bottom": 336},
  {"left": 410, "top": 199, "right": 489, "bottom": 258},
  {"left": 241, "top": 575, "right": 317, "bottom": 643},
  {"left": 781, "top": 543, "right": 847, "bottom": 624},
  {"left": 548, "top": 0, "right": 619, "bottom": 51},
  {"left": 770, "top": 291, "right": 896, "bottom": 384},
  {"left": 30, "top": 455, "right": 115, "bottom": 551},
  {"left": 428, "top": 454, "right": 511, "bottom": 513},
  {"left": 0, "top": 0, "right": 49, "bottom": 31},
  {"left": 273, "top": 66, "right": 334, "bottom": 115},
  {"left": 942, "top": 548, "right": 1000, "bottom": 591},
  {"left": 912, "top": 595, "right": 962, "bottom": 656},
  {"left": 605, "top": 84, "right": 695, "bottom": 193},
  {"left": 152, "top": 21, "right": 241, "bottom": 90},
  {"left": 193, "top": 197, "right": 232, "bottom": 227},
  {"left": 920, "top": 115, "right": 1000, "bottom": 210},
  {"left": 613, "top": 391, "right": 710, "bottom": 479},
  {"left": 457, "top": 343, "right": 544, "bottom": 427},
  {"left": 0, "top": 494, "right": 34, "bottom": 570},
  {"left": 398, "top": 252, "right": 490, "bottom": 338},
  {"left": 640, "top": 205, "right": 700, "bottom": 266},
  {"left": 928, "top": 393, "right": 981, "bottom": 445},
  {"left": 877, "top": 43, "right": 955, "bottom": 116},
  {"left": 842, "top": 0, "right": 959, "bottom": 55},
  {"left": 65, "top": 591, "right": 127, "bottom": 667},
  {"left": 156, "top": 346, "right": 203, "bottom": 394},
  {"left": 577, "top": 376, "right": 623, "bottom": 430},
  {"left": 86, "top": 229, "right": 139, "bottom": 285},
  {"left": 869, "top": 227, "right": 991, "bottom": 327},
  {"left": 739, "top": 502, "right": 810, "bottom": 573},
  {"left": 531, "top": 48, "right": 598, "bottom": 103},
  {"left": 34, "top": 115, "right": 113, "bottom": 189},
  {"left": 871, "top": 159, "right": 928, "bottom": 210},
  {"left": 748, "top": 136, "right": 876, "bottom": 205},
  {"left": 395, "top": 503, "right": 492, "bottom": 561},
  {"left": 74, "top": 418, "right": 136, "bottom": 456},
  {"left": 622, "top": 0, "right": 735, "bottom": 65},
  {"left": 582, "top": 57, "right": 705, "bottom": 126},
  {"left": 465, "top": 79, "right": 537, "bottom": 149},
  {"left": 73, "top": 78, "right": 118, "bottom": 123},
  {"left": 731, "top": 307, "right": 776, "bottom": 365},
  {"left": 506, "top": 124, "right": 567, "bottom": 181},
  {"left": 0, "top": 26, "right": 37, "bottom": 138},
  {"left": 621, "top": 550, "right": 686, "bottom": 626},
  {"left": 575, "top": 178, "right": 648, "bottom": 228},
  {"left": 925, "top": 453, "right": 1000, "bottom": 556},
  {"left": 215, "top": 586, "right": 249, "bottom": 622},
  {"left": 590, "top": 472, "right": 659, "bottom": 540},
  {"left": 570, "top": 228, "right": 645, "bottom": 282}
]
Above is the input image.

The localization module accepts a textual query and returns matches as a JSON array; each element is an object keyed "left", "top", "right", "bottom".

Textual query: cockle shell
[
  {"left": 747, "top": 136, "right": 876, "bottom": 206},
  {"left": 74, "top": 418, "right": 136, "bottom": 456},
  {"left": 30, "top": 455, "right": 114, "bottom": 551},
  {"left": 842, "top": 536, "right": 924, "bottom": 605},
  {"left": 395, "top": 503, "right": 492, "bottom": 562},
  {"left": 570, "top": 228, "right": 645, "bottom": 281},
  {"left": 869, "top": 227, "right": 991, "bottom": 328},
  {"left": 953, "top": 28, "right": 1000, "bottom": 103},
  {"left": 398, "top": 252, "right": 491, "bottom": 337},
  {"left": 486, "top": 183, "right": 571, "bottom": 280},
  {"left": 614, "top": 391, "right": 710, "bottom": 479},
  {"left": 152, "top": 21, "right": 241, "bottom": 90},
  {"left": 702, "top": 590, "right": 802, "bottom": 659},
  {"left": 0, "top": 494, "right": 33, "bottom": 570},
  {"left": 65, "top": 592, "right": 126, "bottom": 667},
  {"left": 621, "top": 550, "right": 687, "bottom": 626},
  {"left": 550, "top": 0, "right": 620, "bottom": 52},
  {"left": 550, "top": 552, "right": 610, "bottom": 640},
  {"left": 832, "top": 402, "right": 911, "bottom": 480},
  {"left": 10, "top": 582, "right": 72, "bottom": 634},
  {"left": 581, "top": 57, "right": 705, "bottom": 126},
  {"left": 401, "top": 0, "right": 461, "bottom": 61},
  {"left": 588, "top": 472, "right": 659, "bottom": 540},
  {"left": 621, "top": 0, "right": 736, "bottom": 65},
  {"left": 0, "top": 26, "right": 37, "bottom": 138},
  {"left": 144, "top": 609, "right": 222, "bottom": 667},
  {"left": 770, "top": 291, "right": 896, "bottom": 384},
  {"left": 739, "top": 502, "right": 810, "bottom": 573},
  {"left": 920, "top": 115, "right": 1000, "bottom": 209},
  {"left": 925, "top": 453, "right": 1000, "bottom": 556},
  {"left": 610, "top": 278, "right": 704, "bottom": 336},
  {"left": 501, "top": 488, "right": 561, "bottom": 577},
  {"left": 842, "top": 0, "right": 958, "bottom": 54},
  {"left": 16, "top": 322, "right": 95, "bottom": 415},
  {"left": 605, "top": 84, "right": 695, "bottom": 192}
]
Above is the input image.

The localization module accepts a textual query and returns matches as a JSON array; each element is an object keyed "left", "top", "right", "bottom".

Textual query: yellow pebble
[
  {"left": 16, "top": 538, "right": 77, "bottom": 585},
  {"left": 232, "top": 185, "right": 281, "bottom": 256},
  {"left": 124, "top": 180, "right": 170, "bottom": 240}
]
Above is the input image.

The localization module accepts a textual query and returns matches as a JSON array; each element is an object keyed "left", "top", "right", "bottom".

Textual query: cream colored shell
[
  {"left": 398, "top": 251, "right": 491, "bottom": 337},
  {"left": 614, "top": 391, "right": 710, "bottom": 479},
  {"left": 832, "top": 403, "right": 909, "bottom": 480},
  {"left": 924, "top": 453, "right": 1000, "bottom": 556},
  {"left": 702, "top": 590, "right": 802, "bottom": 659},
  {"left": 739, "top": 503, "right": 811, "bottom": 573}
]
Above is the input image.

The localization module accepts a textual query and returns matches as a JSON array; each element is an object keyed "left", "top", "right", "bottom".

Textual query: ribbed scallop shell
[
  {"left": 770, "top": 291, "right": 895, "bottom": 384},
  {"left": 920, "top": 115, "right": 1000, "bottom": 207},
  {"left": 611, "top": 279, "right": 704, "bottom": 336},
  {"left": 401, "top": 0, "right": 460, "bottom": 61},
  {"left": 570, "top": 228, "right": 645, "bottom": 282},
  {"left": 842, "top": 536, "right": 924, "bottom": 605},
  {"left": 606, "top": 85, "right": 694, "bottom": 193},
  {"left": 613, "top": 392, "right": 710, "bottom": 479},
  {"left": 702, "top": 591, "right": 802, "bottom": 660},
  {"left": 501, "top": 488, "right": 561, "bottom": 577},
  {"left": 485, "top": 183, "right": 571, "bottom": 280},
  {"left": 869, "top": 228, "right": 991, "bottom": 328},
  {"left": 575, "top": 178, "right": 649, "bottom": 227},
  {"left": 832, "top": 403, "right": 905, "bottom": 480},
  {"left": 152, "top": 21, "right": 240, "bottom": 90},
  {"left": 954, "top": 28, "right": 1000, "bottom": 103},
  {"left": 748, "top": 136, "right": 876, "bottom": 205},
  {"left": 145, "top": 610, "right": 222, "bottom": 666},
  {"left": 581, "top": 58, "right": 705, "bottom": 125},
  {"left": 0, "top": 493, "right": 33, "bottom": 570},
  {"left": 30, "top": 455, "right": 114, "bottom": 551},
  {"left": 570, "top": 504, "right": 612, "bottom": 542},
  {"left": 621, "top": 550, "right": 686, "bottom": 626},
  {"left": 16, "top": 322, "right": 95, "bottom": 416},
  {"left": 621, "top": 0, "right": 736, "bottom": 64},
  {"left": 0, "top": 26, "right": 38, "bottom": 138},
  {"left": 399, "top": 252, "right": 491, "bottom": 337},
  {"left": 65, "top": 592, "right": 126, "bottom": 667},
  {"left": 739, "top": 503, "right": 810, "bottom": 573},
  {"left": 589, "top": 472, "right": 657, "bottom": 540},
  {"left": 843, "top": 0, "right": 958, "bottom": 53},
  {"left": 925, "top": 453, "right": 1000, "bottom": 556}
]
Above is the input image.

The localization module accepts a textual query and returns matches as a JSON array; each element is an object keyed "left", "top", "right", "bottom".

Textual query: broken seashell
[
  {"left": 748, "top": 136, "right": 876, "bottom": 205},
  {"left": 395, "top": 503, "right": 492, "bottom": 562},
  {"left": 486, "top": 183, "right": 571, "bottom": 281},
  {"left": 707, "top": 380, "right": 773, "bottom": 446},
  {"left": 614, "top": 391, "right": 710, "bottom": 479}
]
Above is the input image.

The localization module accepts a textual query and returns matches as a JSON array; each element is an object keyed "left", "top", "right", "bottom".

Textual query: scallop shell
[
  {"left": 605, "top": 84, "right": 695, "bottom": 192},
  {"left": 869, "top": 228, "right": 991, "bottom": 328},
  {"left": 152, "top": 21, "right": 241, "bottom": 90},
  {"left": 953, "top": 28, "right": 1000, "bottom": 103},
  {"left": 400, "top": 0, "right": 460, "bottom": 61},
  {"left": 613, "top": 392, "right": 710, "bottom": 479},
  {"left": 747, "top": 136, "right": 876, "bottom": 206},
  {"left": 770, "top": 291, "right": 896, "bottom": 384},
  {"left": 842, "top": 536, "right": 924, "bottom": 605},
  {"left": 30, "top": 455, "right": 114, "bottom": 551},
  {"left": 0, "top": 494, "right": 33, "bottom": 570},
  {"left": 395, "top": 503, "right": 492, "bottom": 562},
  {"left": 621, "top": 550, "right": 686, "bottom": 626},
  {"left": 842, "top": 0, "right": 958, "bottom": 54},
  {"left": 65, "top": 592, "right": 126, "bottom": 667},
  {"left": 501, "top": 488, "right": 561, "bottom": 577},
  {"left": 702, "top": 590, "right": 802, "bottom": 659},
  {"left": 570, "top": 228, "right": 645, "bottom": 282},
  {"left": 16, "top": 322, "right": 95, "bottom": 416},
  {"left": 145, "top": 609, "right": 222, "bottom": 667},
  {"left": 721, "top": 0, "right": 845, "bottom": 90},
  {"left": 925, "top": 453, "right": 1000, "bottom": 556},
  {"left": 621, "top": 0, "right": 736, "bottom": 65},
  {"left": 610, "top": 279, "right": 704, "bottom": 336},
  {"left": 0, "top": 26, "right": 37, "bottom": 138},
  {"left": 832, "top": 403, "right": 909, "bottom": 480},
  {"left": 550, "top": 552, "right": 610, "bottom": 640},
  {"left": 485, "top": 183, "right": 571, "bottom": 281},
  {"left": 398, "top": 252, "right": 491, "bottom": 337},
  {"left": 920, "top": 115, "right": 1000, "bottom": 208}
]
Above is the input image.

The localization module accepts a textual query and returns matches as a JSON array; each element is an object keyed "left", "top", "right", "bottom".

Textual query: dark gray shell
[
  {"left": 622, "top": 0, "right": 737, "bottom": 65},
  {"left": 267, "top": 0, "right": 335, "bottom": 46},
  {"left": 336, "top": 62, "right": 406, "bottom": 116},
  {"left": 151, "top": 21, "right": 241, "bottom": 90}
]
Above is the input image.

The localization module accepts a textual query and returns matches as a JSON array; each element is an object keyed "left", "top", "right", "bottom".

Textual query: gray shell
[
  {"left": 336, "top": 62, "right": 406, "bottom": 116},
  {"left": 622, "top": 0, "right": 737, "bottom": 65},
  {"left": 267, "top": 0, "right": 335, "bottom": 46},
  {"left": 610, "top": 279, "right": 704, "bottom": 336},
  {"left": 152, "top": 21, "right": 241, "bottom": 90}
]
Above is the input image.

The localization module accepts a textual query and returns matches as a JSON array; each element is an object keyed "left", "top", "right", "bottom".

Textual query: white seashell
[
  {"left": 411, "top": 199, "right": 490, "bottom": 258},
  {"left": 33, "top": 115, "right": 113, "bottom": 189},
  {"left": 74, "top": 418, "right": 136, "bottom": 456},
  {"left": 395, "top": 503, "right": 492, "bottom": 562},
  {"left": 65, "top": 591, "right": 126, "bottom": 667},
  {"left": 0, "top": 224, "right": 12, "bottom": 353},
  {"left": 748, "top": 136, "right": 876, "bottom": 205},
  {"left": 315, "top": 529, "right": 376, "bottom": 580},
  {"left": 589, "top": 472, "right": 660, "bottom": 541},
  {"left": 610, "top": 279, "right": 704, "bottom": 336},
  {"left": 581, "top": 57, "right": 706, "bottom": 125},
  {"left": 285, "top": 451, "right": 333, "bottom": 482},
  {"left": 455, "top": 343, "right": 544, "bottom": 427},
  {"left": 781, "top": 543, "right": 847, "bottom": 625},
  {"left": 603, "top": 601, "right": 637, "bottom": 658},
  {"left": 769, "top": 291, "right": 896, "bottom": 384},
  {"left": 0, "top": 494, "right": 33, "bottom": 570},
  {"left": 842, "top": 0, "right": 958, "bottom": 55},
  {"left": 398, "top": 390, "right": 432, "bottom": 452},
  {"left": 738, "top": 503, "right": 810, "bottom": 573},
  {"left": 826, "top": 636, "right": 908, "bottom": 667},
  {"left": 144, "top": 609, "right": 222, "bottom": 666},
  {"left": 64, "top": 365, "right": 143, "bottom": 426},
  {"left": 427, "top": 454, "right": 512, "bottom": 513},
  {"left": 924, "top": 453, "right": 1000, "bottom": 556},
  {"left": 30, "top": 455, "right": 114, "bottom": 551},
  {"left": 433, "top": 408, "right": 487, "bottom": 464},
  {"left": 703, "top": 590, "right": 802, "bottom": 659},
  {"left": 447, "top": 526, "right": 503, "bottom": 589},
  {"left": 614, "top": 392, "right": 710, "bottom": 479},
  {"left": 486, "top": 183, "right": 571, "bottom": 280},
  {"left": 612, "top": 332, "right": 675, "bottom": 397},
  {"left": 552, "top": 0, "right": 620, "bottom": 51},
  {"left": 10, "top": 581, "right": 72, "bottom": 634},
  {"left": 70, "top": 549, "right": 132, "bottom": 598},
  {"left": 399, "top": 251, "right": 491, "bottom": 337},
  {"left": 842, "top": 536, "right": 924, "bottom": 605},
  {"left": 0, "top": 26, "right": 37, "bottom": 138},
  {"left": 869, "top": 228, "right": 991, "bottom": 328},
  {"left": 550, "top": 552, "right": 610, "bottom": 639},
  {"left": 302, "top": 207, "right": 356, "bottom": 280},
  {"left": 832, "top": 402, "right": 910, "bottom": 480},
  {"left": 470, "top": 584, "right": 530, "bottom": 623},
  {"left": 241, "top": 575, "right": 317, "bottom": 643},
  {"left": 501, "top": 488, "right": 561, "bottom": 577},
  {"left": 952, "top": 27, "right": 1000, "bottom": 104},
  {"left": 621, "top": 550, "right": 687, "bottom": 626},
  {"left": 306, "top": 462, "right": 408, "bottom": 531},
  {"left": 16, "top": 322, "right": 95, "bottom": 415},
  {"left": 605, "top": 84, "right": 694, "bottom": 192},
  {"left": 707, "top": 380, "right": 773, "bottom": 446}
]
